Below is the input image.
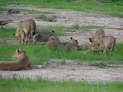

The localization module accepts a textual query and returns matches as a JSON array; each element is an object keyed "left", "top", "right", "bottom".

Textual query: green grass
[
  {"left": 0, "top": 44, "right": 123, "bottom": 64},
  {"left": 0, "top": 0, "right": 123, "bottom": 13},
  {"left": 38, "top": 26, "right": 66, "bottom": 36},
  {"left": 109, "top": 12, "right": 123, "bottom": 18},
  {"left": 26, "top": 10, "right": 55, "bottom": 14},
  {"left": 0, "top": 78, "right": 123, "bottom": 92},
  {"left": 0, "top": 6, "right": 55, "bottom": 14},
  {"left": 37, "top": 15, "right": 57, "bottom": 22},
  {"left": 0, "top": 27, "right": 15, "bottom": 38},
  {"left": 11, "top": 8, "right": 56, "bottom": 14},
  {"left": 71, "top": 24, "right": 111, "bottom": 29},
  {"left": 0, "top": 26, "right": 111, "bottom": 38},
  {"left": 0, "top": 7, "right": 6, "bottom": 12},
  {"left": 0, "top": 27, "right": 65, "bottom": 38}
]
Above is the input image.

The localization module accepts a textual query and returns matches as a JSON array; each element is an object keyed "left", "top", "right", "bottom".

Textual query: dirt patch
[
  {"left": 0, "top": 59, "right": 123, "bottom": 82},
  {"left": 4, "top": 4, "right": 123, "bottom": 28}
]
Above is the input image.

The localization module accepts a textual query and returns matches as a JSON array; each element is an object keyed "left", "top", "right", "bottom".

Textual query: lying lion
[{"left": 0, "top": 49, "right": 31, "bottom": 70}]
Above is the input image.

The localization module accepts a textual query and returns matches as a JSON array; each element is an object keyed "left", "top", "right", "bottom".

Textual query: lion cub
[
  {"left": 63, "top": 37, "right": 79, "bottom": 50},
  {"left": 0, "top": 49, "right": 31, "bottom": 70},
  {"left": 33, "top": 30, "right": 60, "bottom": 44}
]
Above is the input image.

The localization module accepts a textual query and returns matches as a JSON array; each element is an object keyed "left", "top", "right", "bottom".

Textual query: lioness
[
  {"left": 0, "top": 49, "right": 31, "bottom": 70},
  {"left": 32, "top": 30, "right": 60, "bottom": 44},
  {"left": 16, "top": 19, "right": 37, "bottom": 44}
]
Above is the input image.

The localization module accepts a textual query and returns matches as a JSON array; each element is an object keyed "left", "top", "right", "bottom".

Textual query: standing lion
[
  {"left": 15, "top": 19, "right": 37, "bottom": 44},
  {"left": 89, "top": 29, "right": 116, "bottom": 55}
]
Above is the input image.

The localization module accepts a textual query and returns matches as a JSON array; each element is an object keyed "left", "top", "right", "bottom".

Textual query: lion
[
  {"left": 98, "top": 36, "right": 116, "bottom": 54},
  {"left": 15, "top": 30, "right": 25, "bottom": 44},
  {"left": 90, "top": 29, "right": 105, "bottom": 46},
  {"left": 0, "top": 49, "right": 31, "bottom": 70},
  {"left": 95, "top": 29, "right": 105, "bottom": 38},
  {"left": 89, "top": 36, "right": 116, "bottom": 55},
  {"left": 63, "top": 37, "right": 79, "bottom": 50},
  {"left": 16, "top": 19, "right": 37, "bottom": 44},
  {"left": 89, "top": 29, "right": 105, "bottom": 51},
  {"left": 32, "top": 30, "right": 60, "bottom": 44}
]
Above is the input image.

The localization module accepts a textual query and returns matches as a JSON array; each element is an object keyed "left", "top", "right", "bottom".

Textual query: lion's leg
[{"left": 21, "top": 33, "right": 25, "bottom": 44}]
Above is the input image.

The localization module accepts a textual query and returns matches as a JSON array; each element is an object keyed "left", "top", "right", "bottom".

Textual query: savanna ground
[{"left": 0, "top": 0, "right": 123, "bottom": 92}]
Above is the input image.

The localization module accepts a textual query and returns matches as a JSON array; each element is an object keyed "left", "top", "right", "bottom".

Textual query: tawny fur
[
  {"left": 95, "top": 29, "right": 105, "bottom": 38},
  {"left": 99, "top": 36, "right": 116, "bottom": 54},
  {"left": 33, "top": 30, "right": 60, "bottom": 44},
  {"left": 63, "top": 37, "right": 79, "bottom": 50},
  {"left": 46, "top": 36, "right": 62, "bottom": 48},
  {"left": 90, "top": 29, "right": 105, "bottom": 47},
  {"left": 15, "top": 30, "right": 25, "bottom": 44},
  {"left": 15, "top": 19, "right": 37, "bottom": 44},
  {"left": 0, "top": 49, "right": 31, "bottom": 70},
  {"left": 89, "top": 30, "right": 116, "bottom": 54}
]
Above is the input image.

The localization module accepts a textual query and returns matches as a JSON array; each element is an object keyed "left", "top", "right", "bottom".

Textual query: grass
[
  {"left": 0, "top": 77, "right": 123, "bottom": 92},
  {"left": 0, "top": 0, "right": 123, "bottom": 13},
  {"left": 0, "top": 27, "right": 65, "bottom": 38},
  {"left": 0, "top": 25, "right": 111, "bottom": 38},
  {"left": 38, "top": 26, "right": 66, "bottom": 36},
  {"left": 0, "top": 27, "right": 15, "bottom": 38},
  {"left": 37, "top": 15, "right": 57, "bottom": 22},
  {"left": 0, "top": 44, "right": 123, "bottom": 64},
  {"left": 109, "top": 12, "right": 123, "bottom": 18},
  {"left": 11, "top": 8, "right": 56, "bottom": 14},
  {"left": 0, "top": 6, "right": 56, "bottom": 14},
  {"left": 0, "top": 7, "right": 6, "bottom": 12},
  {"left": 71, "top": 24, "right": 111, "bottom": 29}
]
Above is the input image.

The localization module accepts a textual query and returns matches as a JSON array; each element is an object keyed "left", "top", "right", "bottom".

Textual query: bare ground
[
  {"left": 0, "top": 59, "right": 123, "bottom": 82},
  {"left": 0, "top": 4, "right": 123, "bottom": 82}
]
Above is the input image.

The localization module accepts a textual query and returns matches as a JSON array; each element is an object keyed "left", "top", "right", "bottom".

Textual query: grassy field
[
  {"left": 0, "top": 78, "right": 123, "bottom": 92},
  {"left": 0, "top": 28, "right": 15, "bottom": 38},
  {"left": 0, "top": 0, "right": 123, "bottom": 91},
  {"left": 0, "top": 44, "right": 123, "bottom": 64},
  {"left": 0, "top": 26, "right": 111, "bottom": 38},
  {"left": 8, "top": 8, "right": 56, "bottom": 14},
  {"left": 0, "top": 26, "right": 122, "bottom": 64},
  {"left": 0, "top": 0, "right": 123, "bottom": 12},
  {"left": 0, "top": 7, "right": 6, "bottom": 12},
  {"left": 0, "top": 27, "right": 65, "bottom": 38},
  {"left": 0, "top": 0, "right": 123, "bottom": 17}
]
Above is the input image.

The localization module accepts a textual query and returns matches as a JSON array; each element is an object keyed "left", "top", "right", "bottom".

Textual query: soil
[{"left": 0, "top": 59, "right": 123, "bottom": 82}]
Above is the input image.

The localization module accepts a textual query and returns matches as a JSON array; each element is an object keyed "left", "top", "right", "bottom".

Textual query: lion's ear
[
  {"left": 16, "top": 48, "right": 24, "bottom": 54},
  {"left": 17, "top": 49, "right": 21, "bottom": 53},
  {"left": 70, "top": 37, "right": 73, "bottom": 40}
]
